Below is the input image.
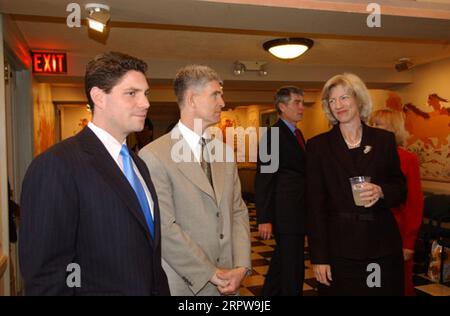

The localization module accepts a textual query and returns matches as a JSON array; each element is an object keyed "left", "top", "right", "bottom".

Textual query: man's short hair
[
  {"left": 274, "top": 86, "right": 304, "bottom": 114},
  {"left": 85, "top": 51, "right": 147, "bottom": 112},
  {"left": 173, "top": 65, "right": 222, "bottom": 109}
]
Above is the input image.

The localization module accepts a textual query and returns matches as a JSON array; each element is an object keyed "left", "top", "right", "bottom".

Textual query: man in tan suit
[{"left": 139, "top": 65, "right": 251, "bottom": 296}]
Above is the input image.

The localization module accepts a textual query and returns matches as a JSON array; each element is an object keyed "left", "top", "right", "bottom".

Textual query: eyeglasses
[{"left": 327, "top": 94, "right": 353, "bottom": 106}]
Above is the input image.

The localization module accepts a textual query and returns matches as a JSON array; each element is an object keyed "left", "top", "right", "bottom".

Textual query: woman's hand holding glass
[{"left": 359, "top": 183, "right": 384, "bottom": 208}]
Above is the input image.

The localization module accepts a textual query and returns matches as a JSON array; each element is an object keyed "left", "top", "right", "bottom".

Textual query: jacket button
[
  {"left": 220, "top": 234, "right": 224, "bottom": 239},
  {"left": 216, "top": 212, "right": 220, "bottom": 217},
  {"left": 216, "top": 258, "right": 220, "bottom": 263}
]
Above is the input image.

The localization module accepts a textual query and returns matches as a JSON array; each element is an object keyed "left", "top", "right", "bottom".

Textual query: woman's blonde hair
[
  {"left": 369, "top": 108, "right": 409, "bottom": 146},
  {"left": 320, "top": 73, "right": 372, "bottom": 125}
]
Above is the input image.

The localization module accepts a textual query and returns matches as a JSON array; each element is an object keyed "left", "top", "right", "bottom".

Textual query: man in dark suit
[
  {"left": 19, "top": 51, "right": 170, "bottom": 295},
  {"left": 255, "top": 86, "right": 307, "bottom": 296}
]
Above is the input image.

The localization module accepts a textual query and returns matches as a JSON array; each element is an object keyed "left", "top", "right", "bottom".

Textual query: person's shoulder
[
  {"left": 272, "top": 119, "right": 282, "bottom": 127},
  {"left": 143, "top": 132, "right": 172, "bottom": 152},
  {"left": 397, "top": 147, "right": 419, "bottom": 164},
  {"left": 26, "top": 135, "right": 81, "bottom": 177},
  {"left": 368, "top": 125, "right": 394, "bottom": 139},
  {"left": 36, "top": 134, "right": 80, "bottom": 162},
  {"left": 307, "top": 129, "right": 332, "bottom": 146},
  {"left": 139, "top": 132, "right": 174, "bottom": 164},
  {"left": 273, "top": 119, "right": 292, "bottom": 135},
  {"left": 260, "top": 120, "right": 281, "bottom": 137},
  {"left": 367, "top": 125, "right": 397, "bottom": 147}
]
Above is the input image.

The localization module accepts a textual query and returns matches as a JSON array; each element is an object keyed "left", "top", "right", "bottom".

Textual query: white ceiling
[{"left": 1, "top": 0, "right": 450, "bottom": 89}]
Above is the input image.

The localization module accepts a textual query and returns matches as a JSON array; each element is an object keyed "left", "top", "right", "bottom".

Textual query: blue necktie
[{"left": 120, "top": 144, "right": 154, "bottom": 239}]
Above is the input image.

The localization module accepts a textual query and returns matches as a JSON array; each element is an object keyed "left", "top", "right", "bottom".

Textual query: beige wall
[
  {"left": 299, "top": 95, "right": 328, "bottom": 141},
  {"left": 59, "top": 105, "right": 92, "bottom": 140},
  {"left": 393, "top": 57, "right": 450, "bottom": 112}
]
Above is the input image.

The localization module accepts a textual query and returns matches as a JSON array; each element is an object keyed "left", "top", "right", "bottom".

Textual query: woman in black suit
[{"left": 306, "top": 73, "right": 407, "bottom": 296}]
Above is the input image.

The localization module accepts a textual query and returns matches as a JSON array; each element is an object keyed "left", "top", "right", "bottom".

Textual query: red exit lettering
[{"left": 32, "top": 52, "right": 67, "bottom": 74}]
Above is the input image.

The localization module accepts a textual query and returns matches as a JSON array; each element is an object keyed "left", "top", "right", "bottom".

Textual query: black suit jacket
[
  {"left": 306, "top": 123, "right": 407, "bottom": 262},
  {"left": 255, "top": 119, "right": 306, "bottom": 234},
  {"left": 19, "top": 127, "right": 170, "bottom": 295}
]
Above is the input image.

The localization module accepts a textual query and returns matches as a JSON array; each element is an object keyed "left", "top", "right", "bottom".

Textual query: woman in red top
[{"left": 370, "top": 109, "right": 424, "bottom": 296}]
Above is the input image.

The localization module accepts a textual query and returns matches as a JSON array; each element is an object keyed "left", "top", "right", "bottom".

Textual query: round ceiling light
[{"left": 263, "top": 38, "right": 314, "bottom": 60}]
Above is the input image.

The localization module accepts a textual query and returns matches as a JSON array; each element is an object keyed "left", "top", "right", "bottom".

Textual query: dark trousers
[
  {"left": 262, "top": 234, "right": 305, "bottom": 296},
  {"left": 318, "top": 252, "right": 404, "bottom": 296}
]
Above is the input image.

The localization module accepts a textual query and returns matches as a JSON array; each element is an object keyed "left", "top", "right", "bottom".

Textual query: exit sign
[{"left": 31, "top": 51, "right": 67, "bottom": 74}]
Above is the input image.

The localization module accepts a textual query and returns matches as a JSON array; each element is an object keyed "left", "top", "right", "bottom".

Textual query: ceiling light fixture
[
  {"left": 85, "top": 3, "right": 111, "bottom": 33},
  {"left": 263, "top": 38, "right": 314, "bottom": 60},
  {"left": 233, "top": 61, "right": 268, "bottom": 76}
]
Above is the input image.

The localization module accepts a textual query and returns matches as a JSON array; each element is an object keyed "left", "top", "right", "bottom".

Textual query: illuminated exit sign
[{"left": 31, "top": 51, "right": 67, "bottom": 74}]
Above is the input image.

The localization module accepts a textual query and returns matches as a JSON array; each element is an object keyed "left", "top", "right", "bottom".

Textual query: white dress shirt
[
  {"left": 88, "top": 122, "right": 154, "bottom": 217},
  {"left": 177, "top": 120, "right": 210, "bottom": 163}
]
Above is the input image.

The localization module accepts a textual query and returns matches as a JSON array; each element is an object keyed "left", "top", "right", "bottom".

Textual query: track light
[
  {"left": 85, "top": 3, "right": 110, "bottom": 33},
  {"left": 233, "top": 61, "right": 268, "bottom": 76},
  {"left": 263, "top": 38, "right": 313, "bottom": 60},
  {"left": 259, "top": 67, "right": 268, "bottom": 76},
  {"left": 233, "top": 62, "right": 245, "bottom": 76}
]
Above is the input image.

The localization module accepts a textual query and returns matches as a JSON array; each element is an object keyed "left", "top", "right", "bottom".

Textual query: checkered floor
[
  {"left": 239, "top": 203, "right": 317, "bottom": 296},
  {"left": 240, "top": 203, "right": 450, "bottom": 296}
]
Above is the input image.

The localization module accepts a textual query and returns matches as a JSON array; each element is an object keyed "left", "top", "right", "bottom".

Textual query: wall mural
[
  {"left": 386, "top": 92, "right": 450, "bottom": 182},
  {"left": 33, "top": 83, "right": 56, "bottom": 157}
]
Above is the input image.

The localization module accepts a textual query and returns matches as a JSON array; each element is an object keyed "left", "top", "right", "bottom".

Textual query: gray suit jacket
[{"left": 139, "top": 127, "right": 251, "bottom": 295}]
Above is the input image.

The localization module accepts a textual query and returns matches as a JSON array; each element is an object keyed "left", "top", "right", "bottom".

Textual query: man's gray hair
[{"left": 173, "top": 65, "right": 223, "bottom": 108}]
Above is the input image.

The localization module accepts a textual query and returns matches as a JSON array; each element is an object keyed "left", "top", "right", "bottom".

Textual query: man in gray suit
[{"left": 139, "top": 65, "right": 251, "bottom": 296}]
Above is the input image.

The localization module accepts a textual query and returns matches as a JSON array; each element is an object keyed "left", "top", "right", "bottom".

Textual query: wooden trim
[{"left": 0, "top": 255, "right": 7, "bottom": 279}]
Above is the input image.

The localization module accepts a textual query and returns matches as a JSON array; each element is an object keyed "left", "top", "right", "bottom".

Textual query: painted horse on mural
[{"left": 386, "top": 92, "right": 450, "bottom": 150}]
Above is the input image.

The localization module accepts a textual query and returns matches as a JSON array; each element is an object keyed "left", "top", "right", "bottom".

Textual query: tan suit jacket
[{"left": 139, "top": 127, "right": 251, "bottom": 295}]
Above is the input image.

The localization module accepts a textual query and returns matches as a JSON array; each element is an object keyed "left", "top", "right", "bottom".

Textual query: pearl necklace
[
  {"left": 343, "top": 126, "right": 362, "bottom": 149},
  {"left": 344, "top": 138, "right": 361, "bottom": 149}
]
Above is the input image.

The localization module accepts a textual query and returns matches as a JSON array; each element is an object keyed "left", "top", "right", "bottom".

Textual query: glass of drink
[{"left": 349, "top": 176, "right": 371, "bottom": 206}]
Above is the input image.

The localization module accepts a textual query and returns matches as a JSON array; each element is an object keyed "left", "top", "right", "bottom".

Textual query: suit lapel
[
  {"left": 210, "top": 159, "right": 225, "bottom": 206},
  {"left": 328, "top": 124, "right": 356, "bottom": 177},
  {"left": 77, "top": 127, "right": 154, "bottom": 247},
  {"left": 277, "top": 120, "right": 304, "bottom": 158},
  {"left": 170, "top": 132, "right": 216, "bottom": 202},
  {"left": 357, "top": 123, "right": 376, "bottom": 175}
]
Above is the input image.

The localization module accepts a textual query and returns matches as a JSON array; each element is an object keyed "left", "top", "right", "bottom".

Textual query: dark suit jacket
[
  {"left": 19, "top": 127, "right": 170, "bottom": 296},
  {"left": 255, "top": 119, "right": 306, "bottom": 235},
  {"left": 306, "top": 123, "right": 407, "bottom": 262}
]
